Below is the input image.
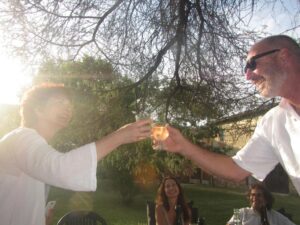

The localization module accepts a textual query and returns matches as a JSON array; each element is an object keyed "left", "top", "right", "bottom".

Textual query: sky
[
  {"left": 0, "top": 0, "right": 299, "bottom": 105},
  {"left": 0, "top": 53, "right": 32, "bottom": 105},
  {"left": 247, "top": 0, "right": 300, "bottom": 37}
]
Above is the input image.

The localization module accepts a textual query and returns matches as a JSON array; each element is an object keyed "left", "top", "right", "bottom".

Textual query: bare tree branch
[{"left": 0, "top": 0, "right": 298, "bottom": 125}]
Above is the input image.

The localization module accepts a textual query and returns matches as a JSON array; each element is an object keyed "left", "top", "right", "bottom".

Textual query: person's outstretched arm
[
  {"left": 96, "top": 119, "right": 152, "bottom": 160},
  {"left": 162, "top": 125, "right": 251, "bottom": 182}
]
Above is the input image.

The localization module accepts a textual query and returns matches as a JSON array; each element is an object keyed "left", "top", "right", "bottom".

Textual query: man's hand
[{"left": 161, "top": 125, "right": 189, "bottom": 153}]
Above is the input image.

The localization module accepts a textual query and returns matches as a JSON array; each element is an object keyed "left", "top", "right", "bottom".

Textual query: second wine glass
[{"left": 151, "top": 123, "right": 169, "bottom": 150}]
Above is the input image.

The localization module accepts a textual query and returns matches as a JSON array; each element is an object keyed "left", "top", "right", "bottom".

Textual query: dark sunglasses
[{"left": 244, "top": 49, "right": 280, "bottom": 73}]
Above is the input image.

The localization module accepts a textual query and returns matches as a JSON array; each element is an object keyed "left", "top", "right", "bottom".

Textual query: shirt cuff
[{"left": 90, "top": 143, "right": 98, "bottom": 191}]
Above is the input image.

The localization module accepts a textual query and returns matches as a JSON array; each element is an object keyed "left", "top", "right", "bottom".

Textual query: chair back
[
  {"left": 57, "top": 210, "right": 107, "bottom": 225},
  {"left": 146, "top": 201, "right": 156, "bottom": 225},
  {"left": 277, "top": 208, "right": 293, "bottom": 221},
  {"left": 188, "top": 201, "right": 199, "bottom": 224}
]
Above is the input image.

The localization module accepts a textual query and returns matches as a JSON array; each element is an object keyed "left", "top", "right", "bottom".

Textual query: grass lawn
[{"left": 48, "top": 180, "right": 300, "bottom": 225}]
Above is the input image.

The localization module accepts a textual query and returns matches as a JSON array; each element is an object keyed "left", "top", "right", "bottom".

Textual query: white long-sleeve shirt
[{"left": 0, "top": 127, "right": 97, "bottom": 225}]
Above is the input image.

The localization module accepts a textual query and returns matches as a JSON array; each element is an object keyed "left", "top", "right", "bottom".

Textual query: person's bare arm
[
  {"left": 163, "top": 126, "right": 251, "bottom": 182},
  {"left": 155, "top": 205, "right": 165, "bottom": 225},
  {"left": 96, "top": 119, "right": 151, "bottom": 161},
  {"left": 186, "top": 207, "right": 192, "bottom": 225}
]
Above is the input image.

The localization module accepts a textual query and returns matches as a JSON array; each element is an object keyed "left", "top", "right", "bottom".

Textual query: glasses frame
[{"left": 244, "top": 49, "right": 280, "bottom": 73}]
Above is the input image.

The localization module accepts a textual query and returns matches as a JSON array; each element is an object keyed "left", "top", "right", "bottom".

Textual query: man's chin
[
  {"left": 252, "top": 206, "right": 260, "bottom": 212},
  {"left": 56, "top": 121, "right": 70, "bottom": 130},
  {"left": 257, "top": 89, "right": 276, "bottom": 98},
  {"left": 260, "top": 92, "right": 271, "bottom": 98}
]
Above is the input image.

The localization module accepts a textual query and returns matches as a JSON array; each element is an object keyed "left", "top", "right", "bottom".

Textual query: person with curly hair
[
  {"left": 0, "top": 83, "right": 152, "bottom": 225},
  {"left": 226, "top": 183, "right": 296, "bottom": 225}
]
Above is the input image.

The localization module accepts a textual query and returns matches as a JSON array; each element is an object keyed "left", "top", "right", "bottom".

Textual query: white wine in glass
[{"left": 151, "top": 125, "right": 169, "bottom": 141}]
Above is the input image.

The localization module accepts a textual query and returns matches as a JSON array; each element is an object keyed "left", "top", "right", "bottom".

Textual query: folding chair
[
  {"left": 188, "top": 201, "right": 199, "bottom": 224},
  {"left": 146, "top": 201, "right": 156, "bottom": 225},
  {"left": 57, "top": 210, "right": 107, "bottom": 225},
  {"left": 277, "top": 208, "right": 293, "bottom": 221}
]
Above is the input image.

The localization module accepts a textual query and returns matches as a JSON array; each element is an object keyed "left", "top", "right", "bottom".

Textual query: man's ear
[{"left": 278, "top": 48, "right": 290, "bottom": 66}]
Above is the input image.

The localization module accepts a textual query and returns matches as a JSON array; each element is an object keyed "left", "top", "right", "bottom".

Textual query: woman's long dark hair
[{"left": 155, "top": 176, "right": 190, "bottom": 223}]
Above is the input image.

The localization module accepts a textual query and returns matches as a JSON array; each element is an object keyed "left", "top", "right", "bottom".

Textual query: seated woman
[
  {"left": 226, "top": 182, "right": 296, "bottom": 225},
  {"left": 155, "top": 176, "right": 191, "bottom": 225}
]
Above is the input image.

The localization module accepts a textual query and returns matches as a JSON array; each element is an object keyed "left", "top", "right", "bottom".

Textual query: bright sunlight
[{"left": 0, "top": 53, "right": 32, "bottom": 105}]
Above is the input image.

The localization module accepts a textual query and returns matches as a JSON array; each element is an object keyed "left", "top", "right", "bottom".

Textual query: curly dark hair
[
  {"left": 247, "top": 183, "right": 274, "bottom": 210},
  {"left": 20, "top": 83, "right": 72, "bottom": 128},
  {"left": 155, "top": 176, "right": 190, "bottom": 223}
]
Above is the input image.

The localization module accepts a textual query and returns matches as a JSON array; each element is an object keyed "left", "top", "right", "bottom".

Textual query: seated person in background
[
  {"left": 155, "top": 176, "right": 191, "bottom": 225},
  {"left": 226, "top": 183, "right": 296, "bottom": 225}
]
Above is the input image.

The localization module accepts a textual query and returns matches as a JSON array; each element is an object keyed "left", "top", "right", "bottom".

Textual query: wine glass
[{"left": 151, "top": 122, "right": 169, "bottom": 150}]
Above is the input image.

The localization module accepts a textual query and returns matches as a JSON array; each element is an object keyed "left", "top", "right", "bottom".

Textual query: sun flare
[{"left": 0, "top": 54, "right": 32, "bottom": 105}]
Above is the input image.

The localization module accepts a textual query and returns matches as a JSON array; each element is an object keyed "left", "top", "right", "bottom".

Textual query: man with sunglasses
[{"left": 160, "top": 35, "right": 300, "bottom": 194}]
